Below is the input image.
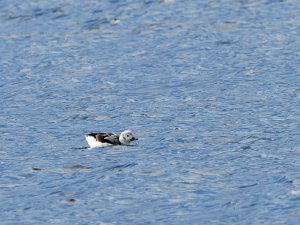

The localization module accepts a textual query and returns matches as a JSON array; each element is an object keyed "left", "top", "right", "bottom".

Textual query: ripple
[
  {"left": 105, "top": 163, "right": 137, "bottom": 171},
  {"left": 63, "top": 165, "right": 92, "bottom": 172},
  {"left": 1, "top": 0, "right": 299, "bottom": 224},
  {"left": 239, "top": 183, "right": 258, "bottom": 189}
]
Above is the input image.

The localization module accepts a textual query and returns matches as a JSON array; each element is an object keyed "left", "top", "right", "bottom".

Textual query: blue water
[{"left": 1, "top": 0, "right": 300, "bottom": 224}]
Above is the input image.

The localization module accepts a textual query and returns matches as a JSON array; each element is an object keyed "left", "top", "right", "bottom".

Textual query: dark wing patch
[
  {"left": 87, "top": 132, "right": 113, "bottom": 138},
  {"left": 95, "top": 134, "right": 112, "bottom": 142},
  {"left": 87, "top": 132, "right": 118, "bottom": 145},
  {"left": 104, "top": 135, "right": 121, "bottom": 145},
  {"left": 95, "top": 134, "right": 105, "bottom": 142}
]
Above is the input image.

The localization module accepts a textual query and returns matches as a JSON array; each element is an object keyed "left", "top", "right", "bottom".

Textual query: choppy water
[{"left": 1, "top": 0, "right": 300, "bottom": 224}]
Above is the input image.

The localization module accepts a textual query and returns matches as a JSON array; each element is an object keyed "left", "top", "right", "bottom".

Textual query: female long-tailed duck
[{"left": 85, "top": 130, "right": 138, "bottom": 148}]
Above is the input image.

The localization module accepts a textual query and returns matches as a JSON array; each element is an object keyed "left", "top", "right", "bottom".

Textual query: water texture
[{"left": 0, "top": 0, "right": 299, "bottom": 224}]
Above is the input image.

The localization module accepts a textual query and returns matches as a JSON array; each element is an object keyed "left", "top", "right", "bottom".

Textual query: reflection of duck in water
[{"left": 85, "top": 130, "right": 138, "bottom": 148}]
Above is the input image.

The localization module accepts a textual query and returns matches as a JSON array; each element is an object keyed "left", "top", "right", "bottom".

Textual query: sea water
[{"left": 0, "top": 0, "right": 299, "bottom": 224}]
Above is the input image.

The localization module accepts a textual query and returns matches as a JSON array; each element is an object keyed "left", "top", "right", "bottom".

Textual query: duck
[{"left": 85, "top": 130, "right": 138, "bottom": 148}]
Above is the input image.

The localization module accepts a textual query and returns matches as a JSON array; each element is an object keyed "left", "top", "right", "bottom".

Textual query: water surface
[{"left": 0, "top": 0, "right": 300, "bottom": 224}]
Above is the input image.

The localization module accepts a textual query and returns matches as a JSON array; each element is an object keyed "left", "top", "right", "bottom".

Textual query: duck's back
[{"left": 85, "top": 132, "right": 120, "bottom": 148}]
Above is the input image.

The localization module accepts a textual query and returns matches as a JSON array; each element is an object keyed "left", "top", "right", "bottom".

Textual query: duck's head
[{"left": 119, "top": 130, "right": 138, "bottom": 145}]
